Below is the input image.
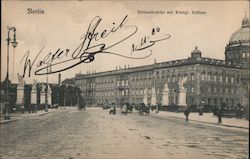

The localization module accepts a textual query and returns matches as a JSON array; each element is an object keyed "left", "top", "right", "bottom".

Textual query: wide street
[{"left": 0, "top": 107, "right": 248, "bottom": 159}]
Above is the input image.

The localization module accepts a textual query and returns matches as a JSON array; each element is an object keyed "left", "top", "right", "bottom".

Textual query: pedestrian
[
  {"left": 34, "top": 104, "right": 37, "bottom": 113},
  {"left": 21, "top": 104, "right": 25, "bottom": 114},
  {"left": 239, "top": 106, "right": 244, "bottom": 119},
  {"left": 217, "top": 107, "right": 222, "bottom": 124},
  {"left": 113, "top": 106, "right": 116, "bottom": 114},
  {"left": 28, "top": 104, "right": 31, "bottom": 114},
  {"left": 184, "top": 107, "right": 190, "bottom": 121},
  {"left": 32, "top": 104, "right": 35, "bottom": 113}
]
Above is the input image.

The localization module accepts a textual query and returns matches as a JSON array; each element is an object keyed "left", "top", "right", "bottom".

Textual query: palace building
[{"left": 74, "top": 16, "right": 250, "bottom": 109}]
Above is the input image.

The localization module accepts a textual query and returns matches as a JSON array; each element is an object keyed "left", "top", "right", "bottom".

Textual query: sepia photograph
[{"left": 1, "top": 0, "right": 249, "bottom": 159}]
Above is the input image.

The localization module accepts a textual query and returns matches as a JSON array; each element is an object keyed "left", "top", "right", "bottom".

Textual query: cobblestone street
[{"left": 0, "top": 107, "right": 248, "bottom": 159}]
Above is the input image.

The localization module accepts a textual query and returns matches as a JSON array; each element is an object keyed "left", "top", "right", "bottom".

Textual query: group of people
[
  {"left": 13, "top": 104, "right": 38, "bottom": 114},
  {"left": 184, "top": 103, "right": 242, "bottom": 124}
]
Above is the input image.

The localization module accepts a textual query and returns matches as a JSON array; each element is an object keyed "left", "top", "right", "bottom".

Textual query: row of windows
[
  {"left": 201, "top": 74, "right": 239, "bottom": 83},
  {"left": 95, "top": 97, "right": 239, "bottom": 107},
  {"left": 227, "top": 52, "right": 250, "bottom": 59},
  {"left": 200, "top": 86, "right": 239, "bottom": 94},
  {"left": 85, "top": 85, "right": 239, "bottom": 97},
  {"left": 85, "top": 74, "right": 239, "bottom": 88},
  {"left": 201, "top": 98, "right": 239, "bottom": 106}
]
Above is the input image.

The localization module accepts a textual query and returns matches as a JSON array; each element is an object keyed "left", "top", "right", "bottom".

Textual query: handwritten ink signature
[{"left": 21, "top": 15, "right": 171, "bottom": 77}]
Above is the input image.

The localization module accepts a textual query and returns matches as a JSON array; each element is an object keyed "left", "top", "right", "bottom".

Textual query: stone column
[
  {"left": 31, "top": 82, "right": 37, "bottom": 105},
  {"left": 177, "top": 89, "right": 187, "bottom": 106},
  {"left": 40, "top": 85, "right": 46, "bottom": 104},
  {"left": 177, "top": 77, "right": 188, "bottom": 111},
  {"left": 162, "top": 83, "right": 169, "bottom": 106},
  {"left": 151, "top": 87, "right": 156, "bottom": 106},
  {"left": 16, "top": 84, "right": 24, "bottom": 104},
  {"left": 143, "top": 87, "right": 148, "bottom": 105},
  {"left": 47, "top": 85, "right": 52, "bottom": 106}
]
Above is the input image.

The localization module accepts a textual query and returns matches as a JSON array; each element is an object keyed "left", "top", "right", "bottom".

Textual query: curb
[
  {"left": 0, "top": 112, "right": 49, "bottom": 124},
  {"left": 37, "top": 112, "right": 49, "bottom": 116},
  {"left": 0, "top": 119, "right": 19, "bottom": 124},
  {"left": 151, "top": 114, "right": 249, "bottom": 130}
]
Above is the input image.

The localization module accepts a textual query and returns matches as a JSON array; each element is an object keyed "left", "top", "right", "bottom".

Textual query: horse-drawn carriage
[{"left": 138, "top": 103, "right": 150, "bottom": 116}]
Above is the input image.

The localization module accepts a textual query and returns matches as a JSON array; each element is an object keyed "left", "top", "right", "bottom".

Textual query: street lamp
[
  {"left": 4, "top": 27, "right": 18, "bottom": 120},
  {"left": 45, "top": 65, "right": 50, "bottom": 112}
]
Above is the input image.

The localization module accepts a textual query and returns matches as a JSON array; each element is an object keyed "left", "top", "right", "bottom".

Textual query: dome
[{"left": 229, "top": 16, "right": 250, "bottom": 44}]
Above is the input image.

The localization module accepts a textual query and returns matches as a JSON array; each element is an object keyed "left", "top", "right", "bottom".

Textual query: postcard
[{"left": 1, "top": 1, "right": 249, "bottom": 159}]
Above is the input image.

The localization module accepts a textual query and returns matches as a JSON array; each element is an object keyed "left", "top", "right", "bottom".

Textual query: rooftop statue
[
  {"left": 17, "top": 73, "right": 25, "bottom": 85},
  {"left": 32, "top": 80, "right": 37, "bottom": 91},
  {"left": 163, "top": 82, "right": 169, "bottom": 92},
  {"left": 178, "top": 77, "right": 187, "bottom": 90}
]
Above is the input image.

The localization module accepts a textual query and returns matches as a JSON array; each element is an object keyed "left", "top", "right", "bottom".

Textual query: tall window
[
  {"left": 214, "top": 75, "right": 217, "bottom": 82},
  {"left": 172, "top": 76, "right": 176, "bottom": 82},
  {"left": 191, "top": 87, "right": 195, "bottom": 93},
  {"left": 220, "top": 76, "right": 223, "bottom": 82},
  {"left": 226, "top": 77, "right": 228, "bottom": 83},
  {"left": 214, "top": 87, "right": 217, "bottom": 93},
  {"left": 242, "top": 53, "right": 246, "bottom": 58},
  {"left": 208, "top": 86, "right": 211, "bottom": 93},
  {"left": 200, "top": 86, "right": 204, "bottom": 94},
  {"left": 191, "top": 73, "right": 195, "bottom": 81},
  {"left": 207, "top": 74, "right": 211, "bottom": 81},
  {"left": 167, "top": 77, "right": 171, "bottom": 82},
  {"left": 231, "top": 88, "right": 234, "bottom": 94},
  {"left": 201, "top": 73, "right": 205, "bottom": 81}
]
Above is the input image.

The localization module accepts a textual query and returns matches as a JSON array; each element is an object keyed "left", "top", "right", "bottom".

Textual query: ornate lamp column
[{"left": 4, "top": 27, "right": 18, "bottom": 120}]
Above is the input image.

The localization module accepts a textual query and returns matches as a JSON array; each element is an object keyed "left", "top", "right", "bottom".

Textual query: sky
[{"left": 1, "top": 0, "right": 249, "bottom": 84}]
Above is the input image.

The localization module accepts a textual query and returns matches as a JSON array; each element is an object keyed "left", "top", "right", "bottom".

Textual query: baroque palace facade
[{"left": 74, "top": 16, "right": 249, "bottom": 109}]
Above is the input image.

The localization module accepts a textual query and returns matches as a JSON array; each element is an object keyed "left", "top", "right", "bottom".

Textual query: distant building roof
[{"left": 61, "top": 78, "right": 75, "bottom": 85}]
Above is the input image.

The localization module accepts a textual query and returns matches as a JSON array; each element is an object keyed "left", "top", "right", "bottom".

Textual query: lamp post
[
  {"left": 4, "top": 27, "right": 18, "bottom": 120},
  {"left": 45, "top": 65, "right": 49, "bottom": 112}
]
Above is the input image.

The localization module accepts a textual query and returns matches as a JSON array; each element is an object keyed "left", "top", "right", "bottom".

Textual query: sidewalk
[
  {"left": 151, "top": 111, "right": 249, "bottom": 130},
  {"left": 0, "top": 109, "right": 52, "bottom": 124}
]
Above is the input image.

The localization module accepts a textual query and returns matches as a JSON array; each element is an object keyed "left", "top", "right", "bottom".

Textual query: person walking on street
[
  {"left": 184, "top": 107, "right": 190, "bottom": 122},
  {"left": 217, "top": 106, "right": 223, "bottom": 124},
  {"left": 113, "top": 106, "right": 116, "bottom": 115},
  {"left": 34, "top": 104, "right": 37, "bottom": 113},
  {"left": 21, "top": 104, "right": 25, "bottom": 114}
]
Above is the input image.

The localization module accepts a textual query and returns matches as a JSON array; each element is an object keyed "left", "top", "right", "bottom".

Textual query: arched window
[
  {"left": 201, "top": 72, "right": 205, "bottom": 81},
  {"left": 225, "top": 76, "right": 228, "bottom": 83},
  {"left": 231, "top": 77, "right": 234, "bottom": 83},
  {"left": 207, "top": 73, "right": 211, "bottom": 81},
  {"left": 242, "top": 53, "right": 246, "bottom": 58},
  {"left": 191, "top": 73, "right": 195, "bottom": 81},
  {"left": 220, "top": 75, "right": 223, "bottom": 82},
  {"left": 172, "top": 75, "right": 176, "bottom": 82},
  {"left": 214, "top": 73, "right": 217, "bottom": 82}
]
